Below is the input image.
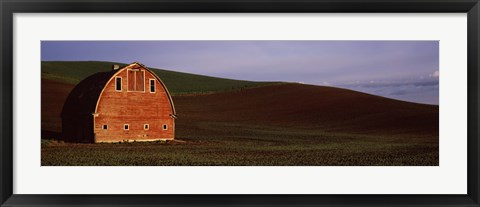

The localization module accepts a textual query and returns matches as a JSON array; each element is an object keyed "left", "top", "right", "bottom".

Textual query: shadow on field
[{"left": 41, "top": 130, "right": 61, "bottom": 140}]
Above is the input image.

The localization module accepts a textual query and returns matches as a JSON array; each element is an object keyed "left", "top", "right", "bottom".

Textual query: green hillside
[{"left": 41, "top": 61, "right": 282, "bottom": 95}]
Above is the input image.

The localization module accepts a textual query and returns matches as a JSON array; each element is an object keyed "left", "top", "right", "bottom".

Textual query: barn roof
[{"left": 61, "top": 62, "right": 176, "bottom": 118}]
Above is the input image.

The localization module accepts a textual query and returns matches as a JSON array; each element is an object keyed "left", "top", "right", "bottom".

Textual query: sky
[{"left": 41, "top": 41, "right": 439, "bottom": 105}]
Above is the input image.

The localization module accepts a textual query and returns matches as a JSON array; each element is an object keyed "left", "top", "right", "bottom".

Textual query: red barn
[{"left": 61, "top": 62, "right": 176, "bottom": 143}]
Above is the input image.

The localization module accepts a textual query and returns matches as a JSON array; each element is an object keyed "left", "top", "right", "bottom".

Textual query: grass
[
  {"left": 42, "top": 61, "right": 282, "bottom": 95},
  {"left": 41, "top": 122, "right": 438, "bottom": 166}
]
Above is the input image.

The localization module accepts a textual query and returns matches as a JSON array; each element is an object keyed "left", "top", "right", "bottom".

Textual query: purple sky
[{"left": 41, "top": 41, "right": 439, "bottom": 105}]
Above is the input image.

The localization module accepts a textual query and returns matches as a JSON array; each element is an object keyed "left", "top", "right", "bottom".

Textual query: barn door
[
  {"left": 128, "top": 69, "right": 145, "bottom": 92},
  {"left": 128, "top": 70, "right": 135, "bottom": 91}
]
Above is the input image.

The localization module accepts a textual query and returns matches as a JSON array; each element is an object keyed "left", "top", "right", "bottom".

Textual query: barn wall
[
  {"left": 94, "top": 66, "right": 175, "bottom": 143},
  {"left": 62, "top": 115, "right": 94, "bottom": 143}
]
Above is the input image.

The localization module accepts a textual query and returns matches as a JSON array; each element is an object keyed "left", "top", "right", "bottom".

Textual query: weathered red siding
[{"left": 93, "top": 64, "right": 175, "bottom": 143}]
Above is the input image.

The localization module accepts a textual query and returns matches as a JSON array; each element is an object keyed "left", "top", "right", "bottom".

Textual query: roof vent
[{"left": 112, "top": 65, "right": 120, "bottom": 70}]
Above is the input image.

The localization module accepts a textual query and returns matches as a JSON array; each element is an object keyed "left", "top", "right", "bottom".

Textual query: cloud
[
  {"left": 430, "top": 70, "right": 439, "bottom": 78},
  {"left": 339, "top": 80, "right": 438, "bottom": 88},
  {"left": 319, "top": 81, "right": 331, "bottom": 86},
  {"left": 389, "top": 90, "right": 408, "bottom": 95},
  {"left": 413, "top": 80, "right": 439, "bottom": 87},
  {"left": 334, "top": 79, "right": 439, "bottom": 104}
]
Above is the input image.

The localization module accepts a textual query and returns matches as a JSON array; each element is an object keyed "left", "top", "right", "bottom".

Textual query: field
[
  {"left": 42, "top": 126, "right": 437, "bottom": 166},
  {"left": 41, "top": 61, "right": 439, "bottom": 166}
]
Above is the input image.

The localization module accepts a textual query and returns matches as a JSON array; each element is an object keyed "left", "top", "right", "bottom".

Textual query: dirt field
[
  {"left": 41, "top": 80, "right": 439, "bottom": 166},
  {"left": 41, "top": 79, "right": 74, "bottom": 136}
]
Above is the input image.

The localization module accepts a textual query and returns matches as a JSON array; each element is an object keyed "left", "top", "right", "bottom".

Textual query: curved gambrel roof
[{"left": 61, "top": 62, "right": 176, "bottom": 119}]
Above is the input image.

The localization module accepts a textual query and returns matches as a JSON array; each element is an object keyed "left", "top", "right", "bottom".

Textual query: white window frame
[
  {"left": 149, "top": 79, "right": 156, "bottom": 93},
  {"left": 144, "top": 124, "right": 149, "bottom": 130},
  {"left": 103, "top": 124, "right": 108, "bottom": 130},
  {"left": 115, "top": 76, "right": 122, "bottom": 92},
  {"left": 124, "top": 124, "right": 129, "bottom": 131},
  {"left": 163, "top": 124, "right": 168, "bottom": 130}
]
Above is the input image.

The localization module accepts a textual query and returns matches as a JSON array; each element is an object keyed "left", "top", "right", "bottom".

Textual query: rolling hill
[
  {"left": 41, "top": 61, "right": 438, "bottom": 136},
  {"left": 174, "top": 83, "right": 438, "bottom": 135},
  {"left": 42, "top": 61, "right": 282, "bottom": 95}
]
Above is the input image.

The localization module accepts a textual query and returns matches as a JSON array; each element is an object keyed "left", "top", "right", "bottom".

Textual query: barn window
[
  {"left": 127, "top": 69, "right": 145, "bottom": 92},
  {"left": 163, "top": 124, "right": 168, "bottom": 130},
  {"left": 144, "top": 124, "right": 149, "bottom": 130},
  {"left": 124, "top": 124, "right": 129, "bottom": 130},
  {"left": 150, "top": 79, "right": 156, "bottom": 93},
  {"left": 103, "top": 125, "right": 108, "bottom": 130},
  {"left": 115, "top": 77, "right": 122, "bottom": 91}
]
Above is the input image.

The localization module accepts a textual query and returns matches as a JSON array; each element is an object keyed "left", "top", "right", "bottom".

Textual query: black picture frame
[{"left": 1, "top": 0, "right": 479, "bottom": 206}]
